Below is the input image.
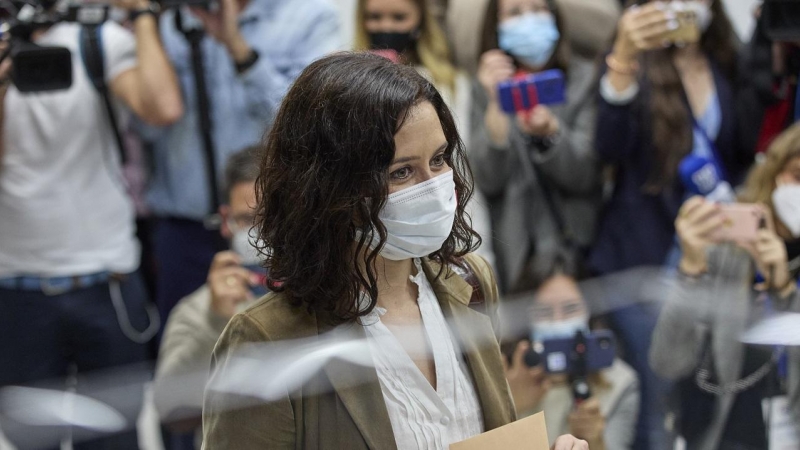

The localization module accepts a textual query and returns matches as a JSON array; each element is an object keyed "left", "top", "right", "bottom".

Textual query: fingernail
[{"left": 667, "top": 19, "right": 679, "bottom": 30}]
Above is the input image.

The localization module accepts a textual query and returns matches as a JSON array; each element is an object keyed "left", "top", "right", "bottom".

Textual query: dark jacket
[{"left": 589, "top": 59, "right": 752, "bottom": 275}]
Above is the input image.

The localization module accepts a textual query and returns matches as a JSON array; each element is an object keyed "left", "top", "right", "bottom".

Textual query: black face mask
[{"left": 368, "top": 31, "right": 418, "bottom": 54}]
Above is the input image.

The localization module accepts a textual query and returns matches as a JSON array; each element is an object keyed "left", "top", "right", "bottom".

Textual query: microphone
[{"left": 678, "top": 154, "right": 735, "bottom": 203}]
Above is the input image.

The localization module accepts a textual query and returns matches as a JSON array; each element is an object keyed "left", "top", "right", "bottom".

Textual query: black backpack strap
[{"left": 80, "top": 24, "right": 127, "bottom": 165}]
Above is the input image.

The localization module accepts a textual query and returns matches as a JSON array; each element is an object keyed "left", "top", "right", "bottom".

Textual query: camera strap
[
  {"left": 521, "top": 137, "right": 577, "bottom": 251},
  {"left": 175, "top": 10, "right": 221, "bottom": 221},
  {"left": 79, "top": 24, "right": 127, "bottom": 166}
]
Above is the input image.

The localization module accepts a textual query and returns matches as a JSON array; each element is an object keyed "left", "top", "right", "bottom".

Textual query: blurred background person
[
  {"left": 446, "top": 0, "right": 621, "bottom": 74},
  {"left": 650, "top": 123, "right": 800, "bottom": 450},
  {"left": 0, "top": 0, "right": 183, "bottom": 446},
  {"left": 353, "top": 0, "right": 497, "bottom": 269},
  {"left": 590, "top": 1, "right": 750, "bottom": 447},
  {"left": 471, "top": 0, "right": 600, "bottom": 293},
  {"left": 738, "top": 2, "right": 800, "bottom": 156},
  {"left": 142, "top": 0, "right": 340, "bottom": 338},
  {"left": 154, "top": 147, "right": 263, "bottom": 448},
  {"left": 502, "top": 251, "right": 639, "bottom": 450}
]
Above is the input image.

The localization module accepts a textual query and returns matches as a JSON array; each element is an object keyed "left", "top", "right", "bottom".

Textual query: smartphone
[
  {"left": 709, "top": 203, "right": 765, "bottom": 244},
  {"left": 525, "top": 330, "right": 616, "bottom": 375},
  {"left": 497, "top": 69, "right": 566, "bottom": 114},
  {"left": 662, "top": 3, "right": 701, "bottom": 45}
]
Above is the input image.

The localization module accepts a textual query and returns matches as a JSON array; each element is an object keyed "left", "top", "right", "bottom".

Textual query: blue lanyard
[{"left": 691, "top": 117, "right": 728, "bottom": 184}]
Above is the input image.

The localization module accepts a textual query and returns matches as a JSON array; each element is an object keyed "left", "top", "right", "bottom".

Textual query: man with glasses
[{"left": 153, "top": 147, "right": 264, "bottom": 443}]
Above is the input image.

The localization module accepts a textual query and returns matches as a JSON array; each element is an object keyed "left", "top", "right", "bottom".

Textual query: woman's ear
[{"left": 219, "top": 204, "right": 233, "bottom": 240}]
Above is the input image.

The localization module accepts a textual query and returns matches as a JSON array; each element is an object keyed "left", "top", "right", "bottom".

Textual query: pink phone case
[{"left": 710, "top": 203, "right": 764, "bottom": 243}]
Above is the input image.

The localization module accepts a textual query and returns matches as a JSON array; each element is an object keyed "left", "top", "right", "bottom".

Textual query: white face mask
[
  {"left": 531, "top": 315, "right": 589, "bottom": 343},
  {"left": 231, "top": 227, "right": 263, "bottom": 266},
  {"left": 366, "top": 170, "right": 457, "bottom": 261},
  {"left": 686, "top": 0, "right": 713, "bottom": 33},
  {"left": 773, "top": 184, "right": 800, "bottom": 238}
]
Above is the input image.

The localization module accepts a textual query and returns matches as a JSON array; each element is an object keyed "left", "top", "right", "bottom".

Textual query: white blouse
[{"left": 360, "top": 259, "right": 484, "bottom": 449}]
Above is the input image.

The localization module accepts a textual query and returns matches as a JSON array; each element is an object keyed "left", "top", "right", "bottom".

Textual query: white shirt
[
  {"left": 360, "top": 259, "right": 484, "bottom": 449},
  {"left": 0, "top": 22, "right": 139, "bottom": 277}
]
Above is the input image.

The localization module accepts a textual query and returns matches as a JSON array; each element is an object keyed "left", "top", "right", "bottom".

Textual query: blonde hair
[
  {"left": 354, "top": 0, "right": 457, "bottom": 93},
  {"left": 740, "top": 123, "right": 800, "bottom": 210}
]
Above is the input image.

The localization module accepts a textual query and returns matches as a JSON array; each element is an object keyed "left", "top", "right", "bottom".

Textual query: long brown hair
[
  {"left": 479, "top": 0, "right": 571, "bottom": 75},
  {"left": 739, "top": 124, "right": 800, "bottom": 209},
  {"left": 631, "top": 0, "right": 737, "bottom": 192},
  {"left": 354, "top": 0, "right": 457, "bottom": 92},
  {"left": 255, "top": 53, "right": 479, "bottom": 324}
]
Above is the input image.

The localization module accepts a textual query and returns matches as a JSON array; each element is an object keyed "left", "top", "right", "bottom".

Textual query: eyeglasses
[{"left": 529, "top": 299, "right": 586, "bottom": 321}]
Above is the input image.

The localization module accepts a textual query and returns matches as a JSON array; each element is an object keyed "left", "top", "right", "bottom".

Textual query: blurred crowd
[{"left": 0, "top": 0, "right": 799, "bottom": 449}]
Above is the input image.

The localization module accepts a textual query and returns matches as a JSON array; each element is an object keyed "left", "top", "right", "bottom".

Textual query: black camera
[
  {"left": 1, "top": 2, "right": 109, "bottom": 92},
  {"left": 762, "top": 0, "right": 800, "bottom": 42}
]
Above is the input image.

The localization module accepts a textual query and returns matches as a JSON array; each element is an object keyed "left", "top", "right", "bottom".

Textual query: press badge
[{"left": 762, "top": 396, "right": 800, "bottom": 449}]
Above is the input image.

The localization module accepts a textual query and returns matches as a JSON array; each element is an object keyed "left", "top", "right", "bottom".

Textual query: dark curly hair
[{"left": 255, "top": 52, "right": 480, "bottom": 324}]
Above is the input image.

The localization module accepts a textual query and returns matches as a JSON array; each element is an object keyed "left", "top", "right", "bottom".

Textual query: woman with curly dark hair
[{"left": 201, "top": 52, "right": 588, "bottom": 449}]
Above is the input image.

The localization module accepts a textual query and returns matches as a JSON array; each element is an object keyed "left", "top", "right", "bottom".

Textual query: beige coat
[{"left": 202, "top": 254, "right": 516, "bottom": 449}]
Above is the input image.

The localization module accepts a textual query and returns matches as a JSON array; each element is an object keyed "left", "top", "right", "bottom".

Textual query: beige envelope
[{"left": 450, "top": 412, "right": 550, "bottom": 450}]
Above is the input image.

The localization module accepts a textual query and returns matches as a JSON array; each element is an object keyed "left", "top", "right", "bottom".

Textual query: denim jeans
[
  {"left": 0, "top": 272, "right": 151, "bottom": 450},
  {"left": 609, "top": 302, "right": 675, "bottom": 450}
]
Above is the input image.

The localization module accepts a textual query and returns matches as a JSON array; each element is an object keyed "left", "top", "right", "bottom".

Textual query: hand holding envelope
[{"left": 450, "top": 412, "right": 589, "bottom": 450}]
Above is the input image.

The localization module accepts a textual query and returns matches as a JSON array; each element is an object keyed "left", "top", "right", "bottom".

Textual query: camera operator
[
  {"left": 144, "top": 0, "right": 340, "bottom": 331},
  {"left": 153, "top": 147, "right": 264, "bottom": 446},
  {"left": 502, "top": 251, "right": 640, "bottom": 450},
  {"left": 0, "top": 0, "right": 182, "bottom": 446}
]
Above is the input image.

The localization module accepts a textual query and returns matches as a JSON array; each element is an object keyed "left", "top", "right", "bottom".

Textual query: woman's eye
[
  {"left": 392, "top": 13, "right": 408, "bottom": 22},
  {"left": 365, "top": 12, "right": 381, "bottom": 22},
  {"left": 431, "top": 154, "right": 446, "bottom": 167},
  {"left": 391, "top": 167, "right": 412, "bottom": 180}
]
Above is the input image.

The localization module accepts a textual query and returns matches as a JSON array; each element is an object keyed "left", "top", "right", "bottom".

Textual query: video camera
[
  {"left": 524, "top": 330, "right": 616, "bottom": 403},
  {"left": 0, "top": 0, "right": 111, "bottom": 92},
  {"left": 1, "top": 0, "right": 212, "bottom": 93}
]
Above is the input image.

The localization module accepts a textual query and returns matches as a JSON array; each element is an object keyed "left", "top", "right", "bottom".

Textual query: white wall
[
  {"left": 333, "top": 0, "right": 357, "bottom": 49},
  {"left": 722, "top": 0, "right": 759, "bottom": 41}
]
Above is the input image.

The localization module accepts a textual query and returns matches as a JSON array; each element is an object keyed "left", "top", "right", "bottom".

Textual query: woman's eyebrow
[{"left": 390, "top": 156, "right": 420, "bottom": 165}]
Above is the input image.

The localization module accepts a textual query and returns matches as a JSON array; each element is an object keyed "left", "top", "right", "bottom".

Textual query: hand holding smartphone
[
  {"left": 661, "top": 2, "right": 701, "bottom": 45},
  {"left": 496, "top": 69, "right": 566, "bottom": 114},
  {"left": 709, "top": 203, "right": 766, "bottom": 244}
]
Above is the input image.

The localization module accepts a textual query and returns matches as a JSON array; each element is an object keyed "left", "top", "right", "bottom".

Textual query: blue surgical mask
[
  {"left": 532, "top": 315, "right": 589, "bottom": 343},
  {"left": 498, "top": 12, "right": 560, "bottom": 69}
]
